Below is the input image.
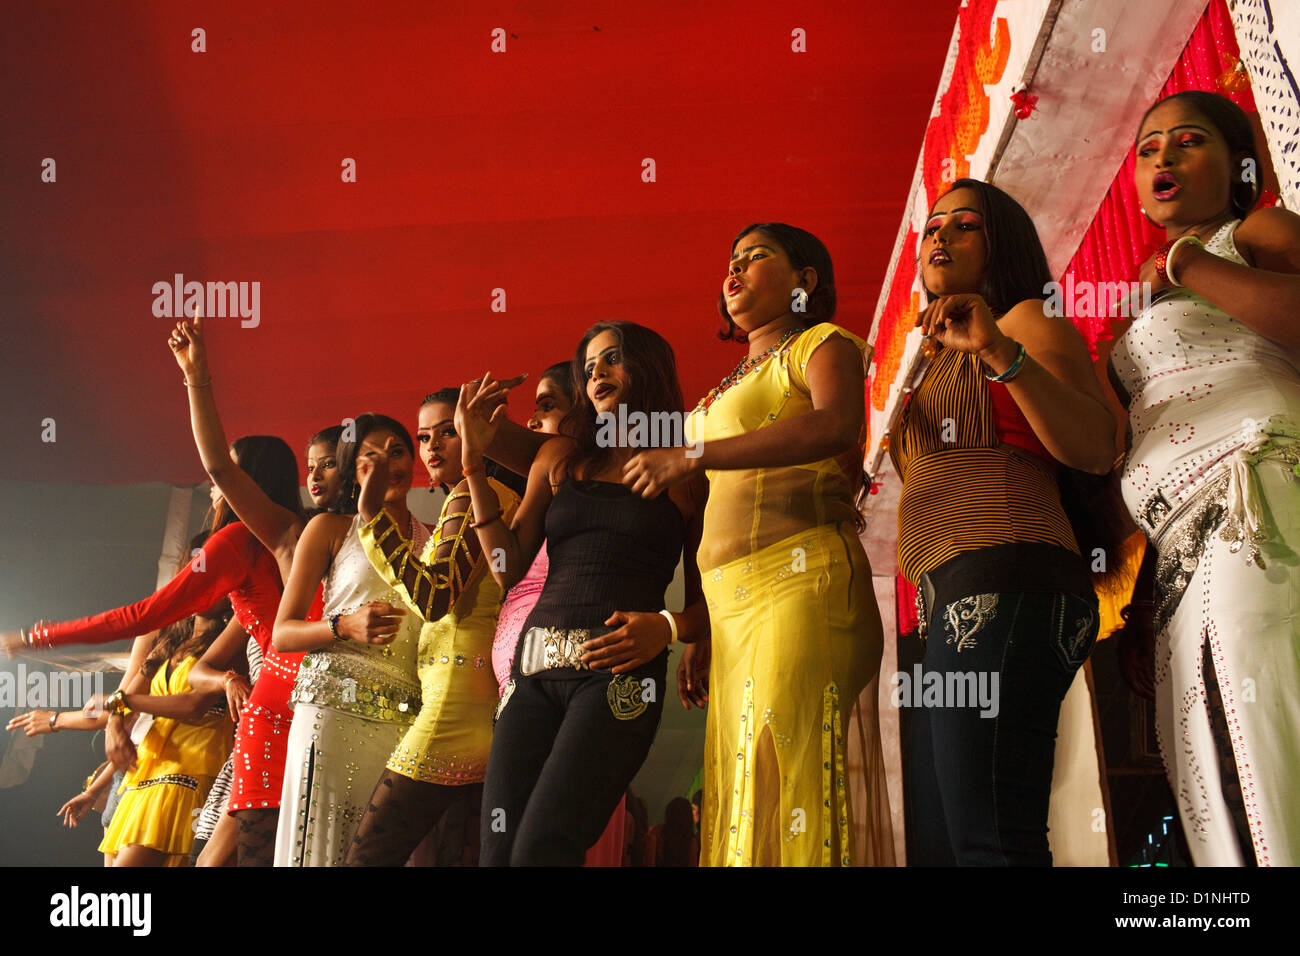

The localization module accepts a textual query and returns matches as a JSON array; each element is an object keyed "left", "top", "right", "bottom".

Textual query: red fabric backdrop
[{"left": 0, "top": 1, "right": 959, "bottom": 486}]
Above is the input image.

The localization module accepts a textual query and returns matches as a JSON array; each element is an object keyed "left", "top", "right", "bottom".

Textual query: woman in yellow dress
[
  {"left": 98, "top": 600, "right": 236, "bottom": 866},
  {"left": 623, "top": 222, "right": 893, "bottom": 866},
  {"left": 342, "top": 388, "right": 521, "bottom": 865}
]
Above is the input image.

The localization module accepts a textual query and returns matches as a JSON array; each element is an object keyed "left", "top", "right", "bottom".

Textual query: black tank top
[{"left": 521, "top": 480, "right": 685, "bottom": 641}]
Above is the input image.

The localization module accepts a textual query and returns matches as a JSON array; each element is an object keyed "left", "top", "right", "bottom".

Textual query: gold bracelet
[{"left": 185, "top": 378, "right": 213, "bottom": 388}]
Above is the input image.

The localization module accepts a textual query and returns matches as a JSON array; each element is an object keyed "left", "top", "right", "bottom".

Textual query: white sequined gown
[
  {"left": 1110, "top": 219, "right": 1300, "bottom": 866},
  {"left": 273, "top": 514, "right": 428, "bottom": 867}
]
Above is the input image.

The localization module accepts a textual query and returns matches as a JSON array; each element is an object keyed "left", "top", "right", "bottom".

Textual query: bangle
[
  {"left": 105, "top": 690, "right": 127, "bottom": 715},
  {"left": 984, "top": 341, "right": 1026, "bottom": 383},
  {"left": 462, "top": 460, "right": 484, "bottom": 478},
  {"left": 23, "top": 622, "right": 51, "bottom": 649},
  {"left": 470, "top": 510, "right": 502, "bottom": 529},
  {"left": 328, "top": 613, "right": 342, "bottom": 640},
  {"left": 49, "top": 712, "right": 59, "bottom": 732},
  {"left": 184, "top": 378, "right": 212, "bottom": 388},
  {"left": 1165, "top": 235, "right": 1205, "bottom": 286},
  {"left": 1153, "top": 239, "right": 1176, "bottom": 284},
  {"left": 659, "top": 609, "right": 679, "bottom": 645},
  {"left": 224, "top": 672, "right": 239, "bottom": 688}
]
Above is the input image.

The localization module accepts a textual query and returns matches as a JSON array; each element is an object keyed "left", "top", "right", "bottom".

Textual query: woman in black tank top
[{"left": 458, "top": 321, "right": 709, "bottom": 866}]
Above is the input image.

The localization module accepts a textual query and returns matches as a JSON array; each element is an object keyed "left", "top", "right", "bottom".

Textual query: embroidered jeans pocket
[
  {"left": 1052, "top": 594, "right": 1098, "bottom": 670},
  {"left": 941, "top": 593, "right": 998, "bottom": 653}
]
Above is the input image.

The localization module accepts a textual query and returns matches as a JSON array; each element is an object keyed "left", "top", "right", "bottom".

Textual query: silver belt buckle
[{"left": 520, "top": 626, "right": 592, "bottom": 676}]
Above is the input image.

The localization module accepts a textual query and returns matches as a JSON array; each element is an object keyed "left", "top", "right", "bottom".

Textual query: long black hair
[
  {"left": 555, "top": 321, "right": 685, "bottom": 484},
  {"left": 717, "top": 222, "right": 837, "bottom": 342},
  {"left": 210, "top": 435, "right": 304, "bottom": 533},
  {"left": 1137, "top": 90, "right": 1261, "bottom": 217},
  {"left": 925, "top": 178, "right": 1127, "bottom": 579},
  {"left": 333, "top": 413, "right": 416, "bottom": 516}
]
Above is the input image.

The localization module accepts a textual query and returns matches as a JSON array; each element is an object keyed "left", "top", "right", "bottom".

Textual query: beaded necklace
[{"left": 695, "top": 326, "right": 805, "bottom": 414}]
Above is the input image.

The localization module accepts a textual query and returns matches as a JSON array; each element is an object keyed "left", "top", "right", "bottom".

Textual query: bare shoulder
[
  {"left": 535, "top": 434, "right": 577, "bottom": 482},
  {"left": 303, "top": 511, "right": 353, "bottom": 549},
  {"left": 1234, "top": 207, "right": 1300, "bottom": 270},
  {"left": 999, "top": 297, "right": 1085, "bottom": 350}
]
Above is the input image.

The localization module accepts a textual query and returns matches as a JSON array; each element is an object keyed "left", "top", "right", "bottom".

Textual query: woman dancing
[
  {"left": 338, "top": 388, "right": 521, "bottom": 865},
  {"left": 168, "top": 313, "right": 344, "bottom": 865},
  {"left": 623, "top": 223, "right": 895, "bottom": 866},
  {"left": 1112, "top": 91, "right": 1300, "bottom": 866},
  {"left": 883, "top": 184, "right": 1114, "bottom": 865},
  {"left": 271, "top": 413, "right": 428, "bottom": 866},
  {"left": 95, "top": 584, "right": 235, "bottom": 866},
  {"left": 462, "top": 323, "right": 708, "bottom": 866}
]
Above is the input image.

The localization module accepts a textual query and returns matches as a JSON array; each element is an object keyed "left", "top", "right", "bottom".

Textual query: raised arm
[
  {"left": 456, "top": 379, "right": 557, "bottom": 592},
  {"left": 169, "top": 310, "right": 304, "bottom": 582}
]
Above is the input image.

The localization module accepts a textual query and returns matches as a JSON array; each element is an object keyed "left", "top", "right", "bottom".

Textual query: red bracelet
[
  {"left": 462, "top": 460, "right": 484, "bottom": 478},
  {"left": 1153, "top": 240, "right": 1176, "bottom": 285}
]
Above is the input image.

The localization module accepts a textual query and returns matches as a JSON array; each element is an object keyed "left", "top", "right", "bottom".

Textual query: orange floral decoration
[{"left": 869, "top": 0, "right": 1010, "bottom": 434}]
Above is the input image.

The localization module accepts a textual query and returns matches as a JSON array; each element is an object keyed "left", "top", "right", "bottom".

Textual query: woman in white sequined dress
[
  {"left": 1109, "top": 91, "right": 1300, "bottom": 866},
  {"left": 271, "top": 414, "right": 430, "bottom": 866}
]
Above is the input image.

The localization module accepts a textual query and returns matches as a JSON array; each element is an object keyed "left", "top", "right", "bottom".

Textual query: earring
[
  {"left": 1139, "top": 205, "right": 1162, "bottom": 228},
  {"left": 1232, "top": 177, "right": 1260, "bottom": 214},
  {"left": 792, "top": 288, "right": 809, "bottom": 313}
]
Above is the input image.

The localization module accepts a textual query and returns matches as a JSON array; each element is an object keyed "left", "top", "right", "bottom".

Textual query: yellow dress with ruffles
[
  {"left": 98, "top": 655, "right": 233, "bottom": 864},
  {"left": 692, "top": 323, "right": 894, "bottom": 866},
  {"left": 361, "top": 477, "right": 520, "bottom": 784}
]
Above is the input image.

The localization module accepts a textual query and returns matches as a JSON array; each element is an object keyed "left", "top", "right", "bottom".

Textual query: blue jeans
[{"left": 908, "top": 571, "right": 1098, "bottom": 866}]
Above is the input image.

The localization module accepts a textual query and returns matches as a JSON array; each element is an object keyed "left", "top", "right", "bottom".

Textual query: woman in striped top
[{"left": 889, "top": 178, "right": 1116, "bottom": 865}]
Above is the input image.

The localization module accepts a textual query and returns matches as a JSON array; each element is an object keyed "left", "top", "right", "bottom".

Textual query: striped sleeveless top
[{"left": 888, "top": 346, "right": 1077, "bottom": 585}]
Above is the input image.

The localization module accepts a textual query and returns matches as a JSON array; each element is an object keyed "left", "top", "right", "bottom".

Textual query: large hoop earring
[
  {"left": 1232, "top": 177, "right": 1260, "bottom": 215},
  {"left": 1139, "top": 205, "right": 1163, "bottom": 228}
]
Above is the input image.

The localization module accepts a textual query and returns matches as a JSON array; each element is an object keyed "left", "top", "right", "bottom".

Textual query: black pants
[
  {"left": 908, "top": 588, "right": 1098, "bottom": 865},
  {"left": 480, "top": 656, "right": 666, "bottom": 866}
]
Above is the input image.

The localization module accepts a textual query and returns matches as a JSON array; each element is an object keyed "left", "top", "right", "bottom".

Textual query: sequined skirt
[
  {"left": 273, "top": 703, "right": 412, "bottom": 867},
  {"left": 387, "top": 617, "right": 499, "bottom": 785},
  {"left": 228, "top": 702, "right": 293, "bottom": 812},
  {"left": 699, "top": 523, "right": 894, "bottom": 866}
]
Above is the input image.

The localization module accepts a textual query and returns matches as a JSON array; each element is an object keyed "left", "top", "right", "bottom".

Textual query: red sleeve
[{"left": 39, "top": 523, "right": 255, "bottom": 648}]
